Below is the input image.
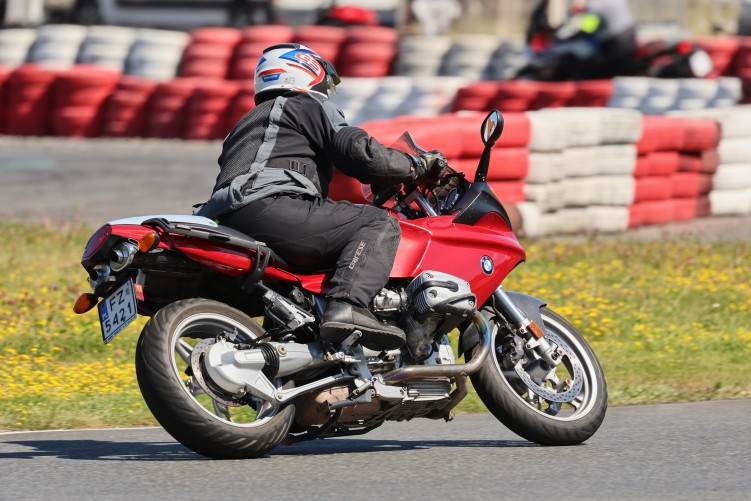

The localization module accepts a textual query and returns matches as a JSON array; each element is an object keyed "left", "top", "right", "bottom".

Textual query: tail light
[{"left": 82, "top": 225, "right": 111, "bottom": 261}]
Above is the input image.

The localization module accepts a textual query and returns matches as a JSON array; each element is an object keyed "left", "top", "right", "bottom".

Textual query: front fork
[{"left": 492, "top": 286, "right": 564, "bottom": 368}]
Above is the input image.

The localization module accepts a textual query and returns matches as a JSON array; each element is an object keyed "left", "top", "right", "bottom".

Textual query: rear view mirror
[{"left": 481, "top": 110, "right": 504, "bottom": 145}]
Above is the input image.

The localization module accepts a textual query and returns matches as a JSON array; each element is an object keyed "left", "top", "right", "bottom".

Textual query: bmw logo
[{"left": 481, "top": 256, "right": 494, "bottom": 275}]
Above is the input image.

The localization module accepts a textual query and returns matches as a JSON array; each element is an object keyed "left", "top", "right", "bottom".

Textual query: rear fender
[{"left": 459, "top": 291, "right": 547, "bottom": 356}]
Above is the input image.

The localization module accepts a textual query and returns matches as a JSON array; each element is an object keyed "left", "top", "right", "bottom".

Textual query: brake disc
[
  {"left": 513, "top": 330, "right": 584, "bottom": 403},
  {"left": 189, "top": 338, "right": 241, "bottom": 407}
]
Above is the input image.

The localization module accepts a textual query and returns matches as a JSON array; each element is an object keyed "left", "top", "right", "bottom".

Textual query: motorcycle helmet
[{"left": 254, "top": 43, "right": 340, "bottom": 100}]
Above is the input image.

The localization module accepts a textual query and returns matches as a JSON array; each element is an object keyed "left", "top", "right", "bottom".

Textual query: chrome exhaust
[{"left": 380, "top": 311, "right": 492, "bottom": 385}]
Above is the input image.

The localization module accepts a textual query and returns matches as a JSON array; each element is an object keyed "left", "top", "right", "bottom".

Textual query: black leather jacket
[{"left": 195, "top": 91, "right": 415, "bottom": 220}]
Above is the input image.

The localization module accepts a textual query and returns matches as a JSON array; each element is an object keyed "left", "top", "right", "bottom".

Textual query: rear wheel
[
  {"left": 468, "top": 306, "right": 607, "bottom": 445},
  {"left": 135, "top": 298, "right": 295, "bottom": 459}
]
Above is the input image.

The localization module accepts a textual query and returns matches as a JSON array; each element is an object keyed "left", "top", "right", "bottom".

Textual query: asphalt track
[{"left": 1, "top": 399, "right": 750, "bottom": 501}]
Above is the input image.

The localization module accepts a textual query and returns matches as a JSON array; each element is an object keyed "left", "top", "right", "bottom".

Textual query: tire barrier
[
  {"left": 51, "top": 65, "right": 120, "bottom": 138},
  {"left": 125, "top": 29, "right": 190, "bottom": 82},
  {"left": 667, "top": 106, "right": 751, "bottom": 217},
  {"left": 3, "top": 64, "right": 60, "bottom": 136},
  {"left": 0, "top": 29, "right": 36, "bottom": 67},
  {"left": 27, "top": 24, "right": 88, "bottom": 68},
  {"left": 77, "top": 26, "right": 137, "bottom": 71},
  {"left": 146, "top": 78, "right": 199, "bottom": 139},
  {"left": 185, "top": 80, "right": 241, "bottom": 140},
  {"left": 101, "top": 76, "right": 158, "bottom": 138},
  {"left": 178, "top": 28, "right": 242, "bottom": 80},
  {"left": 337, "top": 76, "right": 467, "bottom": 123}
]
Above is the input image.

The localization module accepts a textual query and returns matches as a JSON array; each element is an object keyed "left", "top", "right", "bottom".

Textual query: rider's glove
[{"left": 413, "top": 150, "right": 448, "bottom": 187}]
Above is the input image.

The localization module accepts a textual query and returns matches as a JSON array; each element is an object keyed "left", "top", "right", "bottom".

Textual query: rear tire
[
  {"left": 135, "top": 298, "right": 295, "bottom": 459},
  {"left": 468, "top": 306, "right": 607, "bottom": 445}
]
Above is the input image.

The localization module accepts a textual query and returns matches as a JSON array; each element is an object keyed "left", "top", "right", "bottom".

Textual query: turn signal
[
  {"left": 137, "top": 231, "right": 160, "bottom": 253},
  {"left": 73, "top": 293, "right": 98, "bottom": 314}
]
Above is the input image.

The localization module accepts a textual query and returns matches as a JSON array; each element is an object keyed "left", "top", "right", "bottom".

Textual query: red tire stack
[
  {"left": 293, "top": 26, "right": 348, "bottom": 66},
  {"left": 569, "top": 80, "right": 614, "bottom": 107},
  {"left": 226, "top": 82, "right": 256, "bottom": 129},
  {"left": 101, "top": 76, "right": 158, "bottom": 138},
  {"left": 631, "top": 116, "right": 719, "bottom": 227},
  {"left": 0, "top": 66, "right": 13, "bottom": 133},
  {"left": 185, "top": 80, "right": 241, "bottom": 140},
  {"left": 490, "top": 81, "right": 540, "bottom": 112},
  {"left": 452, "top": 81, "right": 503, "bottom": 112},
  {"left": 146, "top": 78, "right": 199, "bottom": 139},
  {"left": 448, "top": 112, "right": 531, "bottom": 203},
  {"left": 4, "top": 64, "right": 60, "bottom": 136},
  {"left": 530, "top": 81, "right": 576, "bottom": 110},
  {"left": 697, "top": 36, "right": 740, "bottom": 78},
  {"left": 229, "top": 25, "right": 295, "bottom": 80},
  {"left": 672, "top": 118, "right": 720, "bottom": 220},
  {"left": 51, "top": 65, "right": 121, "bottom": 138},
  {"left": 631, "top": 116, "right": 686, "bottom": 227},
  {"left": 178, "top": 28, "right": 242, "bottom": 80},
  {"left": 337, "top": 26, "right": 398, "bottom": 77}
]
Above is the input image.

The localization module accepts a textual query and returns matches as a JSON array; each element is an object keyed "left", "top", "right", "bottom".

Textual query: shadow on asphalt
[{"left": 0, "top": 438, "right": 536, "bottom": 461}]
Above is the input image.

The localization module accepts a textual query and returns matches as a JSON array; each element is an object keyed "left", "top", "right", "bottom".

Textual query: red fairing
[
  {"left": 263, "top": 213, "right": 526, "bottom": 303},
  {"left": 391, "top": 215, "right": 525, "bottom": 305}
]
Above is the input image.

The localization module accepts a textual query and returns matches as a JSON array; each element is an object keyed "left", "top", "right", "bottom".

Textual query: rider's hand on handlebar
[{"left": 414, "top": 150, "right": 448, "bottom": 187}]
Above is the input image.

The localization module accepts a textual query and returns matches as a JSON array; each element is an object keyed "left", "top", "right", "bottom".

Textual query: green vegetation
[{"left": 1, "top": 221, "right": 749, "bottom": 431}]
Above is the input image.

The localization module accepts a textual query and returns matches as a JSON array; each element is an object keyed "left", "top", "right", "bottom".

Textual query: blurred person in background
[
  {"left": 526, "top": 0, "right": 637, "bottom": 79},
  {"left": 194, "top": 43, "right": 447, "bottom": 352}
]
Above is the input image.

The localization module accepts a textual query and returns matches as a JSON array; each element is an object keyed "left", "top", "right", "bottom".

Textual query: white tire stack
[
  {"left": 0, "top": 29, "right": 36, "bottom": 67},
  {"left": 355, "top": 77, "right": 413, "bottom": 123},
  {"left": 396, "top": 36, "right": 451, "bottom": 77},
  {"left": 125, "top": 29, "right": 189, "bottom": 81},
  {"left": 521, "top": 108, "right": 642, "bottom": 236},
  {"left": 609, "top": 77, "right": 742, "bottom": 114},
  {"left": 332, "top": 77, "right": 380, "bottom": 125},
  {"left": 77, "top": 26, "right": 137, "bottom": 71},
  {"left": 439, "top": 35, "right": 498, "bottom": 80},
  {"left": 28, "top": 24, "right": 88, "bottom": 68},
  {"left": 668, "top": 106, "right": 751, "bottom": 216}
]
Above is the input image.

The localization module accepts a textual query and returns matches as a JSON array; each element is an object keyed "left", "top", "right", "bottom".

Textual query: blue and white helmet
[{"left": 254, "top": 43, "right": 340, "bottom": 100}]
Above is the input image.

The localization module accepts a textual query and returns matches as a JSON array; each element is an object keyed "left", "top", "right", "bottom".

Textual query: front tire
[
  {"left": 468, "top": 306, "right": 607, "bottom": 445},
  {"left": 135, "top": 298, "right": 295, "bottom": 459}
]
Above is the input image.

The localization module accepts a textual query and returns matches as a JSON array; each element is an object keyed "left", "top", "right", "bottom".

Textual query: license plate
[{"left": 98, "top": 280, "right": 138, "bottom": 344}]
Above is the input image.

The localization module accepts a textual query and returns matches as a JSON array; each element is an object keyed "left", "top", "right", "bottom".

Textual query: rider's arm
[{"left": 296, "top": 95, "right": 416, "bottom": 185}]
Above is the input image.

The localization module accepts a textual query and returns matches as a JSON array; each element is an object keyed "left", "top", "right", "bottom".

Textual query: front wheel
[
  {"left": 135, "top": 298, "right": 295, "bottom": 459},
  {"left": 468, "top": 306, "right": 607, "bottom": 445}
]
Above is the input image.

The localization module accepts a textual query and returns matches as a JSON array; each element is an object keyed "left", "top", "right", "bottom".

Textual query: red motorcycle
[{"left": 73, "top": 111, "right": 607, "bottom": 458}]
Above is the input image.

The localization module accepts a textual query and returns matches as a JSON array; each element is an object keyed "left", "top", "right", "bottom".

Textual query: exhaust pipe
[{"left": 380, "top": 311, "right": 492, "bottom": 385}]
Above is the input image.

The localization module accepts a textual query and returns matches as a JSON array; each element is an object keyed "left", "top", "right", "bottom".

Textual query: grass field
[{"left": 1, "top": 220, "right": 749, "bottom": 431}]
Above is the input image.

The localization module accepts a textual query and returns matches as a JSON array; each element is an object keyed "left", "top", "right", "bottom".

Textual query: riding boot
[{"left": 320, "top": 300, "right": 406, "bottom": 351}]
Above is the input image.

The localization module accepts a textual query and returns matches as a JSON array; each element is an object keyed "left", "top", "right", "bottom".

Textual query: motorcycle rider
[
  {"left": 194, "top": 43, "right": 447, "bottom": 352},
  {"left": 525, "top": 0, "right": 637, "bottom": 79}
]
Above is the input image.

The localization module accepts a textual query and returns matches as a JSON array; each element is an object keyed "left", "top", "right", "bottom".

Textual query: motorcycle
[
  {"left": 518, "top": 10, "right": 713, "bottom": 81},
  {"left": 73, "top": 111, "right": 607, "bottom": 459}
]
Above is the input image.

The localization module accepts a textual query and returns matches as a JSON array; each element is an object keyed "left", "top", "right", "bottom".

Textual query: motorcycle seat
[{"left": 142, "top": 217, "right": 335, "bottom": 274}]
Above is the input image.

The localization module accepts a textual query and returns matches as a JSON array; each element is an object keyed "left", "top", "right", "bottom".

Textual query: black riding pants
[{"left": 220, "top": 195, "right": 401, "bottom": 308}]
